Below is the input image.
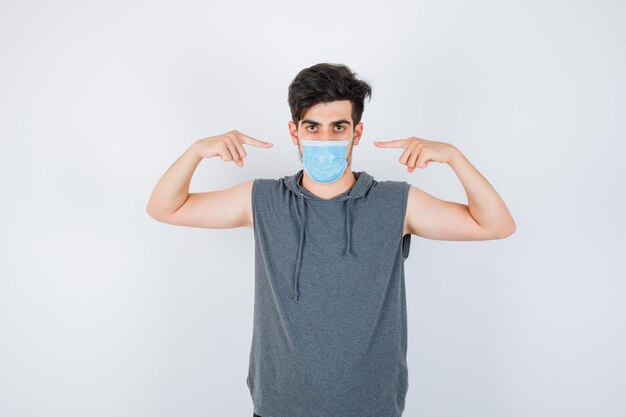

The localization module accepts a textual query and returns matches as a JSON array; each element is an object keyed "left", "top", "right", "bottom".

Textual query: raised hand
[
  {"left": 373, "top": 137, "right": 459, "bottom": 173},
  {"left": 193, "top": 130, "right": 273, "bottom": 167}
]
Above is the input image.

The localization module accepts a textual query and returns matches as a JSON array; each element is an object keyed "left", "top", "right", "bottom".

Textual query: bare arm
[
  {"left": 374, "top": 136, "right": 515, "bottom": 241},
  {"left": 403, "top": 147, "right": 516, "bottom": 241},
  {"left": 145, "top": 130, "right": 272, "bottom": 229},
  {"left": 447, "top": 150, "right": 516, "bottom": 238},
  {"left": 145, "top": 144, "right": 203, "bottom": 218}
]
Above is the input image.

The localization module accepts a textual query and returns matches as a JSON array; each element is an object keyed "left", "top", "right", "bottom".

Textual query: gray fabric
[{"left": 247, "top": 169, "right": 412, "bottom": 417}]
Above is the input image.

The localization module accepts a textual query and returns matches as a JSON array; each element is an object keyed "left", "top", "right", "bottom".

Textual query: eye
[
  {"left": 336, "top": 125, "right": 345, "bottom": 131},
  {"left": 306, "top": 125, "right": 316, "bottom": 131}
]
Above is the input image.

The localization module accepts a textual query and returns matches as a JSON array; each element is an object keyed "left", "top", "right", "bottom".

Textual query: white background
[{"left": 1, "top": 0, "right": 625, "bottom": 416}]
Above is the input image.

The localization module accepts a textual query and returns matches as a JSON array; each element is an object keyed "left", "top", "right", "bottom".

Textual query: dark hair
[{"left": 288, "top": 63, "right": 372, "bottom": 131}]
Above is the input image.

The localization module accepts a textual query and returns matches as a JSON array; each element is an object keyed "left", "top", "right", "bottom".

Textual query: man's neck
[{"left": 300, "top": 166, "right": 357, "bottom": 200}]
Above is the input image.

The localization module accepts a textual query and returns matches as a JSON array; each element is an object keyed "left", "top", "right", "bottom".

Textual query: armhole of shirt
[
  {"left": 251, "top": 179, "right": 259, "bottom": 230},
  {"left": 400, "top": 182, "right": 411, "bottom": 260}
]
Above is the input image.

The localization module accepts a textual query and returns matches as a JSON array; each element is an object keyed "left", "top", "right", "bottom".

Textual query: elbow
[
  {"left": 145, "top": 204, "right": 164, "bottom": 221},
  {"left": 145, "top": 202, "right": 155, "bottom": 218},
  {"left": 497, "top": 221, "right": 516, "bottom": 239},
  {"left": 146, "top": 207, "right": 158, "bottom": 221}
]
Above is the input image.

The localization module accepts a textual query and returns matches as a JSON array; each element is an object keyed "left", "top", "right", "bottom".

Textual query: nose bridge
[
  {"left": 309, "top": 127, "right": 338, "bottom": 139},
  {"left": 324, "top": 125, "right": 341, "bottom": 137},
  {"left": 308, "top": 124, "right": 351, "bottom": 139}
]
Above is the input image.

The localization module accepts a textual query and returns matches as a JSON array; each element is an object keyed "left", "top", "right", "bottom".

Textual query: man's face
[{"left": 289, "top": 100, "right": 363, "bottom": 161}]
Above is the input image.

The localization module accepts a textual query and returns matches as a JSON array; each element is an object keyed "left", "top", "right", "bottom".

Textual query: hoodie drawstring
[
  {"left": 293, "top": 192, "right": 354, "bottom": 301},
  {"left": 344, "top": 195, "right": 353, "bottom": 257},
  {"left": 294, "top": 192, "right": 306, "bottom": 301}
]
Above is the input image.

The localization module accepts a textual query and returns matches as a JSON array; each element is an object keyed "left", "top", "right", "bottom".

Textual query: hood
[{"left": 284, "top": 169, "right": 375, "bottom": 301}]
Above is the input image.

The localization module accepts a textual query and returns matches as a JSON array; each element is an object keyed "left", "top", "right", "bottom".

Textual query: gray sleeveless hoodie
[{"left": 247, "top": 169, "right": 412, "bottom": 417}]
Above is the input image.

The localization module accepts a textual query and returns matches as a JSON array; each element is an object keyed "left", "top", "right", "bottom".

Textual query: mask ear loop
[
  {"left": 296, "top": 134, "right": 304, "bottom": 161},
  {"left": 346, "top": 134, "right": 356, "bottom": 165}
]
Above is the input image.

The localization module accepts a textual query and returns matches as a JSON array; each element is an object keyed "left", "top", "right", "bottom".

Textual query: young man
[{"left": 146, "top": 63, "right": 516, "bottom": 417}]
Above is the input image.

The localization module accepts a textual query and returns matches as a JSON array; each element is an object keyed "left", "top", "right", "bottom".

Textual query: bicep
[
  {"left": 155, "top": 179, "right": 254, "bottom": 229},
  {"left": 404, "top": 185, "right": 495, "bottom": 241}
]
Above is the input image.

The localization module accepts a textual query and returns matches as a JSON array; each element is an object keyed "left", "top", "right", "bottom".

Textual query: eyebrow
[{"left": 301, "top": 119, "right": 351, "bottom": 127}]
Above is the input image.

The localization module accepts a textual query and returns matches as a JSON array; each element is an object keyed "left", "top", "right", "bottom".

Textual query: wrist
[
  {"left": 189, "top": 141, "right": 201, "bottom": 156},
  {"left": 185, "top": 142, "right": 204, "bottom": 163},
  {"left": 448, "top": 147, "right": 465, "bottom": 166}
]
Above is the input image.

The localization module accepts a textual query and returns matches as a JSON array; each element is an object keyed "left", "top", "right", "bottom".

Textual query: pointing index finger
[
  {"left": 238, "top": 132, "right": 274, "bottom": 148},
  {"left": 373, "top": 139, "right": 408, "bottom": 148}
]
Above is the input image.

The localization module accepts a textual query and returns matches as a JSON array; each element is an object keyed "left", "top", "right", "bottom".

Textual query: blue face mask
[{"left": 297, "top": 135, "right": 354, "bottom": 184}]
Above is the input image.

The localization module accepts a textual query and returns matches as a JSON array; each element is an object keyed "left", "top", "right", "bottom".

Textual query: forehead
[{"left": 300, "top": 100, "right": 353, "bottom": 123}]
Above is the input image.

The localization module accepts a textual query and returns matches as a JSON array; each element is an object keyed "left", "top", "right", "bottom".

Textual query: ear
[
  {"left": 288, "top": 120, "right": 299, "bottom": 146},
  {"left": 353, "top": 121, "right": 364, "bottom": 146}
]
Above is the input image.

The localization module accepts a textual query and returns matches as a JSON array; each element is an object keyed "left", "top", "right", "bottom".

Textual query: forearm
[
  {"left": 448, "top": 149, "right": 516, "bottom": 234},
  {"left": 146, "top": 143, "right": 203, "bottom": 217}
]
